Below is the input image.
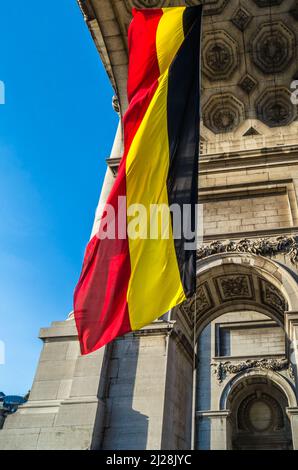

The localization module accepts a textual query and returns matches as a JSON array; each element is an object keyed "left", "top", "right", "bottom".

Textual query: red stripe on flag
[{"left": 74, "top": 8, "right": 163, "bottom": 354}]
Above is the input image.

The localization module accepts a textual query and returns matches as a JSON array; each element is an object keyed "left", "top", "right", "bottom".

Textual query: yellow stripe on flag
[
  {"left": 125, "top": 7, "right": 188, "bottom": 331},
  {"left": 125, "top": 71, "right": 186, "bottom": 331},
  {"left": 156, "top": 7, "right": 186, "bottom": 76}
]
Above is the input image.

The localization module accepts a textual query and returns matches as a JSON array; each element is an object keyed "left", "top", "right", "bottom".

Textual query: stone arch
[
  {"left": 181, "top": 252, "right": 298, "bottom": 338},
  {"left": 220, "top": 368, "right": 297, "bottom": 411},
  {"left": 220, "top": 370, "right": 295, "bottom": 449}
]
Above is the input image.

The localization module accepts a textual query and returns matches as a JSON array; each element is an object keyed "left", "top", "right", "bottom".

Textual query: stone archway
[
  {"left": 180, "top": 252, "right": 298, "bottom": 336},
  {"left": 223, "top": 371, "right": 295, "bottom": 450},
  {"left": 180, "top": 252, "right": 298, "bottom": 450}
]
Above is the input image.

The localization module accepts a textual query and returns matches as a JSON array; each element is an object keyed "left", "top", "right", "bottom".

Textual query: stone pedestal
[
  {"left": 0, "top": 319, "right": 194, "bottom": 450},
  {"left": 0, "top": 319, "right": 107, "bottom": 450}
]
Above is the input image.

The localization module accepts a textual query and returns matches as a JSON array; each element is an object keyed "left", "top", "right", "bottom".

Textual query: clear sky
[{"left": 0, "top": 1, "right": 118, "bottom": 395}]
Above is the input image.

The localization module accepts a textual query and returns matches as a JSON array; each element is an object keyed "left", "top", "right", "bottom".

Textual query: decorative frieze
[
  {"left": 197, "top": 236, "right": 298, "bottom": 265},
  {"left": 211, "top": 357, "right": 294, "bottom": 383}
]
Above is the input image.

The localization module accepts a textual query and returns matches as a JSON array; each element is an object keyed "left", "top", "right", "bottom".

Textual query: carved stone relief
[
  {"left": 203, "top": 93, "right": 245, "bottom": 133},
  {"left": 197, "top": 236, "right": 298, "bottom": 264},
  {"left": 186, "top": 282, "right": 213, "bottom": 316},
  {"left": 251, "top": 22, "right": 295, "bottom": 74},
  {"left": 238, "top": 74, "right": 257, "bottom": 94},
  {"left": 238, "top": 392, "right": 284, "bottom": 433},
  {"left": 260, "top": 278, "right": 287, "bottom": 313},
  {"left": 215, "top": 275, "right": 253, "bottom": 301},
  {"left": 202, "top": 30, "right": 238, "bottom": 81},
  {"left": 107, "top": 0, "right": 298, "bottom": 134},
  {"left": 231, "top": 6, "right": 252, "bottom": 31},
  {"left": 211, "top": 357, "right": 293, "bottom": 383},
  {"left": 256, "top": 87, "right": 297, "bottom": 127}
]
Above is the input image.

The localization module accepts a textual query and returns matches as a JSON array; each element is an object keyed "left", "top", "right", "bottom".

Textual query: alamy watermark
[{"left": 95, "top": 198, "right": 204, "bottom": 250}]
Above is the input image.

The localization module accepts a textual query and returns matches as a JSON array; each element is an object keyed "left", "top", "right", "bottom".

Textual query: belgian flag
[{"left": 74, "top": 6, "right": 202, "bottom": 354}]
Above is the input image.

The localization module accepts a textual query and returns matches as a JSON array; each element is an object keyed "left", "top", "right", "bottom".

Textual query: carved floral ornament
[
  {"left": 211, "top": 358, "right": 294, "bottom": 383},
  {"left": 197, "top": 236, "right": 298, "bottom": 265},
  {"left": 251, "top": 21, "right": 295, "bottom": 74},
  {"left": 202, "top": 30, "right": 238, "bottom": 81},
  {"left": 203, "top": 93, "right": 244, "bottom": 134}
]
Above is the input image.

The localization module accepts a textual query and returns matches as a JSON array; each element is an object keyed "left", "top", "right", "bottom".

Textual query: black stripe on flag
[{"left": 166, "top": 6, "right": 202, "bottom": 298}]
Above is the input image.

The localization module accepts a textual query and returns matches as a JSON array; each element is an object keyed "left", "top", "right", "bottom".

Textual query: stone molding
[{"left": 197, "top": 236, "right": 298, "bottom": 265}]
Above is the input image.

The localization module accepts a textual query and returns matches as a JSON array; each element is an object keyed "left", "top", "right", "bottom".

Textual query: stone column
[{"left": 196, "top": 410, "right": 231, "bottom": 450}]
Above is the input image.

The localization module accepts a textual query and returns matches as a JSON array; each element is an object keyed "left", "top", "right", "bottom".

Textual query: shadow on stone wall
[{"left": 91, "top": 336, "right": 149, "bottom": 450}]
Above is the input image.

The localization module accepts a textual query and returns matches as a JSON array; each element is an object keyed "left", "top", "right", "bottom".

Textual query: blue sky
[{"left": 0, "top": 1, "right": 118, "bottom": 395}]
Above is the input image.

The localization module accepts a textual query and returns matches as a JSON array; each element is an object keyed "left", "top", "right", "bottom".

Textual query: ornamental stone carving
[
  {"left": 211, "top": 358, "right": 292, "bottom": 383},
  {"left": 203, "top": 93, "right": 244, "bottom": 134},
  {"left": 202, "top": 30, "right": 238, "bottom": 81},
  {"left": 215, "top": 275, "right": 253, "bottom": 301},
  {"left": 185, "top": 282, "right": 213, "bottom": 316},
  {"left": 260, "top": 278, "right": 287, "bottom": 313},
  {"left": 238, "top": 74, "right": 257, "bottom": 94},
  {"left": 256, "top": 87, "right": 297, "bottom": 127},
  {"left": 197, "top": 236, "right": 298, "bottom": 264},
  {"left": 231, "top": 6, "right": 252, "bottom": 31},
  {"left": 112, "top": 95, "right": 120, "bottom": 115},
  {"left": 238, "top": 392, "right": 284, "bottom": 433},
  {"left": 251, "top": 22, "right": 295, "bottom": 74}
]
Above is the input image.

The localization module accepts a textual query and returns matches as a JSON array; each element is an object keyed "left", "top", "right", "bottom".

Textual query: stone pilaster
[
  {"left": 196, "top": 410, "right": 231, "bottom": 450},
  {"left": 287, "top": 408, "right": 298, "bottom": 450},
  {"left": 285, "top": 311, "right": 298, "bottom": 389}
]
